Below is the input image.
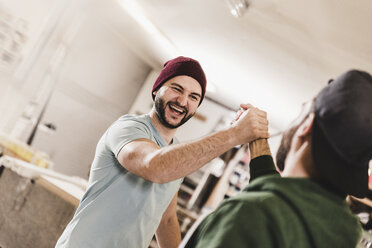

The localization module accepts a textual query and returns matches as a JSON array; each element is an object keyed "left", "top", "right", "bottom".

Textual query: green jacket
[{"left": 185, "top": 156, "right": 362, "bottom": 248}]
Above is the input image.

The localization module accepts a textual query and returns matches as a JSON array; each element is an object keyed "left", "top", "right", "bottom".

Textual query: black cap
[{"left": 312, "top": 70, "right": 372, "bottom": 198}]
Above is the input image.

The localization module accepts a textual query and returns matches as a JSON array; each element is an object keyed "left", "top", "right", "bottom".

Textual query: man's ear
[
  {"left": 297, "top": 113, "right": 315, "bottom": 137},
  {"left": 153, "top": 90, "right": 157, "bottom": 96}
]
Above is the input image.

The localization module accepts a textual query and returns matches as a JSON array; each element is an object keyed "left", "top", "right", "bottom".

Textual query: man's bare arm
[
  {"left": 118, "top": 106, "right": 269, "bottom": 183},
  {"left": 155, "top": 194, "right": 181, "bottom": 248}
]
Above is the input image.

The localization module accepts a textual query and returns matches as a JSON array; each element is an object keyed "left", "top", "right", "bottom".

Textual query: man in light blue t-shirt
[{"left": 56, "top": 56, "right": 270, "bottom": 248}]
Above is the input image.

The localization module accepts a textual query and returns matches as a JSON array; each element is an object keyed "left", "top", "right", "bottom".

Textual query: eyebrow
[{"left": 170, "top": 83, "right": 201, "bottom": 98}]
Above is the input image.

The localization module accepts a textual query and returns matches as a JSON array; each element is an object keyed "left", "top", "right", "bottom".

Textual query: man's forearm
[{"left": 148, "top": 128, "right": 239, "bottom": 183}]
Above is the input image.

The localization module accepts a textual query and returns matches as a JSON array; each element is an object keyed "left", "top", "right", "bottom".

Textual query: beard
[
  {"left": 276, "top": 125, "right": 299, "bottom": 172},
  {"left": 154, "top": 96, "right": 195, "bottom": 129}
]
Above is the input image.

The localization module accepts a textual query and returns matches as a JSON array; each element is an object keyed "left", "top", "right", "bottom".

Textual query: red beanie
[{"left": 152, "top": 56, "right": 207, "bottom": 105}]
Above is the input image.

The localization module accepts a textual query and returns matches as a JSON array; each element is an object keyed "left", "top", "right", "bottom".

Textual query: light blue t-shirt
[{"left": 56, "top": 114, "right": 183, "bottom": 248}]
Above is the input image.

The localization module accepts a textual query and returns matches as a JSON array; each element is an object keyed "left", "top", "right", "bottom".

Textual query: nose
[{"left": 176, "top": 93, "right": 187, "bottom": 106}]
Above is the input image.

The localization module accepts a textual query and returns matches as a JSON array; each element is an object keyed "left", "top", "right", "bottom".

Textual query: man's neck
[
  {"left": 281, "top": 142, "right": 315, "bottom": 178},
  {"left": 148, "top": 109, "right": 177, "bottom": 144},
  {"left": 281, "top": 161, "right": 310, "bottom": 178}
]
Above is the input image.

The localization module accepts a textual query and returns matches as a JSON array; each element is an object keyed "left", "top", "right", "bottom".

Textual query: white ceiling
[
  {"left": 114, "top": 0, "right": 372, "bottom": 131},
  {"left": 4, "top": 0, "right": 371, "bottom": 132}
]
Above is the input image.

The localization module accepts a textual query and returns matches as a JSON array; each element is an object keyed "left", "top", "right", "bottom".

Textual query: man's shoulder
[
  {"left": 204, "top": 190, "right": 280, "bottom": 224},
  {"left": 188, "top": 191, "right": 280, "bottom": 247},
  {"left": 116, "top": 114, "right": 148, "bottom": 124},
  {"left": 112, "top": 114, "right": 152, "bottom": 132},
  {"left": 104, "top": 114, "right": 154, "bottom": 149},
  {"left": 217, "top": 183, "right": 298, "bottom": 220},
  {"left": 225, "top": 189, "right": 280, "bottom": 209}
]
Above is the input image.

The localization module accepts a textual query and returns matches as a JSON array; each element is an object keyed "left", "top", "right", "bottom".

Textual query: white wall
[
  {"left": 30, "top": 14, "right": 151, "bottom": 178},
  {"left": 0, "top": 0, "right": 152, "bottom": 178},
  {"left": 0, "top": 0, "right": 65, "bottom": 132}
]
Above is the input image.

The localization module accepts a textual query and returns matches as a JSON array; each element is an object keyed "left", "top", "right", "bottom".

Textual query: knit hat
[
  {"left": 152, "top": 56, "right": 207, "bottom": 105},
  {"left": 312, "top": 70, "right": 372, "bottom": 197}
]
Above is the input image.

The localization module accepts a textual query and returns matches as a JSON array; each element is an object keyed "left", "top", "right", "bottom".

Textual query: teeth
[{"left": 170, "top": 104, "right": 184, "bottom": 113}]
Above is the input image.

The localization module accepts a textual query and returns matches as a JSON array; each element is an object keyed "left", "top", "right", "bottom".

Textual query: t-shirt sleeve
[
  {"left": 185, "top": 200, "right": 277, "bottom": 248},
  {"left": 105, "top": 119, "right": 151, "bottom": 158}
]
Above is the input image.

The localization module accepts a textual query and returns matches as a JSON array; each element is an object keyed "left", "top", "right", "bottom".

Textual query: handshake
[
  {"left": 229, "top": 103, "right": 272, "bottom": 159},
  {"left": 228, "top": 103, "right": 270, "bottom": 145}
]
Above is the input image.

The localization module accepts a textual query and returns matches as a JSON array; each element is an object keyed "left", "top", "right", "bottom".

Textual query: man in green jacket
[{"left": 184, "top": 70, "right": 372, "bottom": 247}]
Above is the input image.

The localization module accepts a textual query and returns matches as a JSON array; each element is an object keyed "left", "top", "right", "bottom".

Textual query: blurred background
[{"left": 0, "top": 0, "right": 371, "bottom": 246}]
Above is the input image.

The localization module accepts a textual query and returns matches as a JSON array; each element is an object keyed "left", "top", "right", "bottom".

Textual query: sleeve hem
[{"left": 250, "top": 155, "right": 279, "bottom": 181}]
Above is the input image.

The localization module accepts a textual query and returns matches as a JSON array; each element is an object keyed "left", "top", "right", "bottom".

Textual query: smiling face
[{"left": 153, "top": 75, "right": 202, "bottom": 129}]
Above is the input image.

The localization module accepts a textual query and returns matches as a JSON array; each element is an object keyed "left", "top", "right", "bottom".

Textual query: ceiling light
[{"left": 225, "top": 0, "right": 251, "bottom": 18}]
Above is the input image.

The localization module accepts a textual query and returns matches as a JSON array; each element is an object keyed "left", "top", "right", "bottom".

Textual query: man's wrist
[
  {"left": 249, "top": 139, "right": 272, "bottom": 159},
  {"left": 225, "top": 125, "right": 241, "bottom": 147}
]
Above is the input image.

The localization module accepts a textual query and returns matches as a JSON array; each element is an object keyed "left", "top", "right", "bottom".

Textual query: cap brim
[{"left": 312, "top": 118, "right": 369, "bottom": 198}]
